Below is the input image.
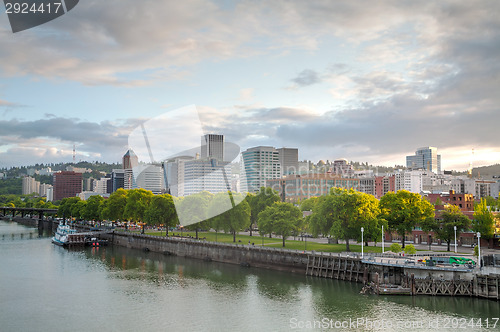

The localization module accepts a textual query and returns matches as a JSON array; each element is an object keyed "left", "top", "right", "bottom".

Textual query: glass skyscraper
[{"left": 406, "top": 147, "right": 441, "bottom": 173}]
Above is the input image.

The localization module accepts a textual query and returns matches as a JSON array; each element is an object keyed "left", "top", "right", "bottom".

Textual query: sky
[{"left": 0, "top": 0, "right": 499, "bottom": 170}]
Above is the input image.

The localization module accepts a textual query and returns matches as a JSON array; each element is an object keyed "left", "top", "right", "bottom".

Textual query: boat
[{"left": 52, "top": 223, "right": 85, "bottom": 247}]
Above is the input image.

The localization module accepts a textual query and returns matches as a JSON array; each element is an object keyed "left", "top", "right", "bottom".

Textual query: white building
[
  {"left": 46, "top": 187, "right": 53, "bottom": 202},
  {"left": 182, "top": 159, "right": 232, "bottom": 196},
  {"left": 22, "top": 176, "right": 40, "bottom": 195},
  {"left": 78, "top": 191, "right": 110, "bottom": 200},
  {"left": 94, "top": 178, "right": 109, "bottom": 194},
  {"left": 36, "top": 167, "right": 53, "bottom": 176},
  {"left": 133, "top": 164, "right": 164, "bottom": 194},
  {"left": 241, "top": 146, "right": 281, "bottom": 193},
  {"left": 39, "top": 183, "right": 53, "bottom": 197}
]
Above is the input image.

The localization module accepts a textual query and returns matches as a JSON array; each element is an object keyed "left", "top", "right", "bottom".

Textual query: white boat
[{"left": 52, "top": 223, "right": 82, "bottom": 247}]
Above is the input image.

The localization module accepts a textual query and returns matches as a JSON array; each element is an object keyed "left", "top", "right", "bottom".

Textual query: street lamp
[
  {"left": 477, "top": 232, "right": 481, "bottom": 268},
  {"left": 454, "top": 225, "right": 457, "bottom": 253},
  {"left": 361, "top": 227, "right": 364, "bottom": 258},
  {"left": 382, "top": 225, "right": 384, "bottom": 254}
]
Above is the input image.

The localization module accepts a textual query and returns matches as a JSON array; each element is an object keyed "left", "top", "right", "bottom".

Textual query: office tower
[
  {"left": 53, "top": 171, "right": 83, "bottom": 201},
  {"left": 182, "top": 159, "right": 232, "bottom": 196},
  {"left": 406, "top": 147, "right": 441, "bottom": 173},
  {"left": 111, "top": 169, "right": 125, "bottom": 192},
  {"left": 201, "top": 134, "right": 224, "bottom": 161},
  {"left": 277, "top": 147, "right": 299, "bottom": 175},
  {"left": 123, "top": 149, "right": 139, "bottom": 169},
  {"left": 130, "top": 164, "right": 164, "bottom": 194},
  {"left": 240, "top": 146, "right": 281, "bottom": 193}
]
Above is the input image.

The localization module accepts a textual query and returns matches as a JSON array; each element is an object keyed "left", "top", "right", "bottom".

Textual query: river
[{"left": 0, "top": 220, "right": 498, "bottom": 331}]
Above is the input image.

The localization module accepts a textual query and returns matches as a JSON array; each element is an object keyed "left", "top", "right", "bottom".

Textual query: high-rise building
[
  {"left": 241, "top": 146, "right": 281, "bottom": 193},
  {"left": 123, "top": 149, "right": 139, "bottom": 169},
  {"left": 277, "top": 147, "right": 299, "bottom": 175},
  {"left": 133, "top": 164, "right": 164, "bottom": 194},
  {"left": 164, "top": 156, "right": 194, "bottom": 196},
  {"left": 182, "top": 159, "right": 232, "bottom": 196},
  {"left": 53, "top": 171, "right": 83, "bottom": 201},
  {"left": 111, "top": 169, "right": 125, "bottom": 192},
  {"left": 94, "top": 178, "right": 109, "bottom": 194},
  {"left": 201, "top": 134, "right": 224, "bottom": 161},
  {"left": 22, "top": 176, "right": 39, "bottom": 195},
  {"left": 406, "top": 147, "right": 441, "bottom": 173}
]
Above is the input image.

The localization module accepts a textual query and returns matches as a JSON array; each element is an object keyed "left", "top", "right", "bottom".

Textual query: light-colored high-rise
[
  {"left": 240, "top": 146, "right": 281, "bottom": 193},
  {"left": 201, "top": 134, "right": 224, "bottom": 161},
  {"left": 406, "top": 147, "right": 441, "bottom": 173}
]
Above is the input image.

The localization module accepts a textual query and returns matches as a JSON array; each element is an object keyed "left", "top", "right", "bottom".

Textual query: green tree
[
  {"left": 247, "top": 187, "right": 280, "bottom": 236},
  {"left": 318, "top": 188, "right": 381, "bottom": 251},
  {"left": 258, "top": 202, "right": 302, "bottom": 247},
  {"left": 379, "top": 190, "right": 435, "bottom": 248},
  {"left": 144, "top": 194, "right": 178, "bottom": 236},
  {"left": 404, "top": 244, "right": 416, "bottom": 255},
  {"left": 484, "top": 196, "right": 497, "bottom": 210},
  {"left": 123, "top": 188, "right": 154, "bottom": 233},
  {"left": 300, "top": 196, "right": 319, "bottom": 212},
  {"left": 390, "top": 243, "right": 402, "bottom": 253},
  {"left": 472, "top": 198, "right": 495, "bottom": 246},
  {"left": 71, "top": 200, "right": 87, "bottom": 220},
  {"left": 58, "top": 197, "right": 81, "bottom": 221},
  {"left": 421, "top": 205, "right": 471, "bottom": 251},
  {"left": 208, "top": 192, "right": 250, "bottom": 242},
  {"left": 180, "top": 191, "right": 214, "bottom": 239},
  {"left": 102, "top": 188, "right": 127, "bottom": 222},
  {"left": 83, "top": 195, "right": 104, "bottom": 221},
  {"left": 307, "top": 196, "right": 330, "bottom": 237}
]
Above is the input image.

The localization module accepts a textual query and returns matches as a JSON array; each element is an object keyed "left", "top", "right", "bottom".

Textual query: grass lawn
[{"left": 135, "top": 229, "right": 383, "bottom": 253}]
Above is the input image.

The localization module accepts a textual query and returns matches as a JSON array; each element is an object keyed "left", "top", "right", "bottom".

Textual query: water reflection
[{"left": 2, "top": 219, "right": 498, "bottom": 332}]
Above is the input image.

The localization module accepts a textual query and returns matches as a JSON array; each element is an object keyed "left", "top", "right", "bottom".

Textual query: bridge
[
  {"left": 1, "top": 206, "right": 59, "bottom": 232},
  {"left": 1, "top": 206, "right": 58, "bottom": 219}
]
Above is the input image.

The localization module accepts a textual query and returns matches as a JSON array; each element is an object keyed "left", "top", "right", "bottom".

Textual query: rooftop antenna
[{"left": 73, "top": 144, "right": 76, "bottom": 164}]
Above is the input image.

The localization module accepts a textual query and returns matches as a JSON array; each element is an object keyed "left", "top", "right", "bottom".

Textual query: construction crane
[{"left": 467, "top": 148, "right": 474, "bottom": 178}]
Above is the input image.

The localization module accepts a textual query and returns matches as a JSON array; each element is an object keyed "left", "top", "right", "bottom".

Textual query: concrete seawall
[{"left": 103, "top": 231, "right": 309, "bottom": 274}]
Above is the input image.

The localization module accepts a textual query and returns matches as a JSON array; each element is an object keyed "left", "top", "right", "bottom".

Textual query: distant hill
[{"left": 471, "top": 164, "right": 500, "bottom": 178}]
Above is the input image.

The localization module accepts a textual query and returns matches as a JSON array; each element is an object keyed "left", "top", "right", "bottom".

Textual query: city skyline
[{"left": 0, "top": 1, "right": 499, "bottom": 170}]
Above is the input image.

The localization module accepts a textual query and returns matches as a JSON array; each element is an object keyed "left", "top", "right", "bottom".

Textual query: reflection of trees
[
  {"left": 83, "top": 246, "right": 248, "bottom": 292},
  {"left": 307, "top": 278, "right": 366, "bottom": 317},
  {"left": 254, "top": 270, "right": 304, "bottom": 301}
]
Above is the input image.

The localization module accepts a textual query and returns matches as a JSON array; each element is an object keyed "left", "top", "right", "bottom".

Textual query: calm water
[{"left": 0, "top": 220, "right": 498, "bottom": 332}]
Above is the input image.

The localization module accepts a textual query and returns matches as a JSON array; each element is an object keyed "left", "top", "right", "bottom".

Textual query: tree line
[{"left": 2, "top": 186, "right": 498, "bottom": 250}]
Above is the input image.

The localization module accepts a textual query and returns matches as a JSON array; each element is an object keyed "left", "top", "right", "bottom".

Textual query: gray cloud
[
  {"left": 291, "top": 69, "right": 322, "bottom": 87},
  {"left": 0, "top": 117, "right": 143, "bottom": 167}
]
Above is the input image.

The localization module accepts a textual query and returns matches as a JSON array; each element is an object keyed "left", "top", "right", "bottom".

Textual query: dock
[{"left": 306, "top": 252, "right": 500, "bottom": 300}]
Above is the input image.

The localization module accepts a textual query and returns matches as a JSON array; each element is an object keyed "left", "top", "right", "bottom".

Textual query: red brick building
[
  {"left": 53, "top": 171, "right": 83, "bottom": 201},
  {"left": 374, "top": 175, "right": 395, "bottom": 199}
]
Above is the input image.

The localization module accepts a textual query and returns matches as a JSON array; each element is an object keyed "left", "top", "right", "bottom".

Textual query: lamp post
[
  {"left": 454, "top": 225, "right": 457, "bottom": 253},
  {"left": 382, "top": 225, "right": 384, "bottom": 254},
  {"left": 361, "top": 227, "right": 364, "bottom": 258},
  {"left": 477, "top": 232, "right": 481, "bottom": 268}
]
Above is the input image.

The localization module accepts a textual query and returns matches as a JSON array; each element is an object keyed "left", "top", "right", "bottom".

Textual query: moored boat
[{"left": 52, "top": 223, "right": 85, "bottom": 247}]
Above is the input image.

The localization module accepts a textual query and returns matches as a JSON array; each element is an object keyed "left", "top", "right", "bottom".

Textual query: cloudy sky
[{"left": 0, "top": 0, "right": 499, "bottom": 170}]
